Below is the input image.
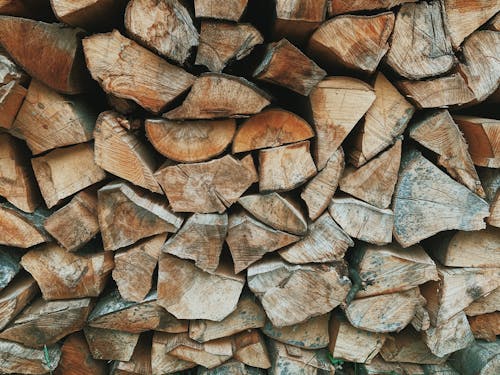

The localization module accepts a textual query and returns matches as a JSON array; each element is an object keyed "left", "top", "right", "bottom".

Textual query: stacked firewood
[{"left": 0, "top": 0, "right": 499, "bottom": 374}]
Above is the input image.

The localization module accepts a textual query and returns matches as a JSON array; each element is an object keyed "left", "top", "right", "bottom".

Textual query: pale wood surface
[
  {"left": 267, "top": 340, "right": 333, "bottom": 374},
  {"left": 0, "top": 204, "right": 49, "bottom": 248},
  {"left": 0, "top": 339, "right": 61, "bottom": 375},
  {"left": 0, "top": 275, "right": 38, "bottom": 331},
  {"left": 109, "top": 333, "right": 152, "bottom": 375},
  {"left": 84, "top": 326, "right": 139, "bottom": 361},
  {"left": 194, "top": 0, "right": 248, "bottom": 21},
  {"left": 465, "top": 288, "right": 500, "bottom": 316},
  {"left": 329, "top": 0, "right": 416, "bottom": 15},
  {"left": 51, "top": 0, "right": 126, "bottom": 30},
  {"left": 233, "top": 330, "right": 271, "bottom": 369},
  {"left": 152, "top": 332, "right": 196, "bottom": 374}
]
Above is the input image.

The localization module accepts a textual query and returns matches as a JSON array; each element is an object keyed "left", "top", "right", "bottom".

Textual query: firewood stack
[{"left": 0, "top": 0, "right": 499, "bottom": 374}]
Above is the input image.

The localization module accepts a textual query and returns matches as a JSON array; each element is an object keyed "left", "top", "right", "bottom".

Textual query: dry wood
[
  {"left": 31, "top": 142, "right": 106, "bottom": 209},
  {"left": 152, "top": 332, "right": 196, "bottom": 374},
  {"left": 164, "top": 73, "right": 270, "bottom": 120},
  {"left": 113, "top": 234, "right": 166, "bottom": 302},
  {"left": 84, "top": 327, "right": 140, "bottom": 361},
  {"left": 247, "top": 257, "right": 351, "bottom": 327},
  {"left": 158, "top": 254, "right": 245, "bottom": 321},
  {"left": 0, "top": 340, "right": 61, "bottom": 375},
  {"left": 465, "top": 288, "right": 500, "bottom": 316},
  {"left": 393, "top": 150, "right": 490, "bottom": 247},
  {"left": 449, "top": 340, "right": 500, "bottom": 375},
  {"left": 254, "top": 39, "right": 326, "bottom": 96},
  {"left": 308, "top": 13, "right": 394, "bottom": 74},
  {"left": 98, "top": 181, "right": 182, "bottom": 251},
  {"left": 329, "top": 196, "right": 393, "bottom": 245},
  {"left": 145, "top": 118, "right": 236, "bottom": 163},
  {"left": 0, "top": 204, "right": 50, "bottom": 248},
  {"left": 0, "top": 297, "right": 92, "bottom": 348},
  {"left": 468, "top": 312, "right": 500, "bottom": 341},
  {"left": 0, "top": 133, "right": 40, "bottom": 213},
  {"left": 233, "top": 330, "right": 271, "bottom": 369},
  {"left": 110, "top": 333, "right": 152, "bottom": 375},
  {"left": 238, "top": 193, "right": 307, "bottom": 235},
  {"left": 410, "top": 110, "right": 484, "bottom": 197},
  {"left": 489, "top": 12, "right": 500, "bottom": 31},
  {"left": 226, "top": 210, "right": 300, "bottom": 273},
  {"left": 196, "top": 21, "right": 263, "bottom": 72},
  {"left": 0, "top": 16, "right": 89, "bottom": 94},
  {"left": 155, "top": 154, "right": 257, "bottom": 213},
  {"left": 479, "top": 168, "right": 500, "bottom": 227},
  {"left": 328, "top": 0, "right": 416, "bottom": 15},
  {"left": 0, "top": 0, "right": 52, "bottom": 18},
  {"left": 199, "top": 360, "right": 265, "bottom": 375},
  {"left": 0, "top": 50, "right": 27, "bottom": 130},
  {"left": 55, "top": 332, "right": 107, "bottom": 375},
  {"left": 194, "top": 0, "right": 248, "bottom": 21},
  {"left": 278, "top": 212, "right": 353, "bottom": 264},
  {"left": 361, "top": 356, "right": 425, "bottom": 375},
  {"left": 83, "top": 30, "right": 194, "bottom": 113},
  {"left": 267, "top": 340, "right": 333, "bottom": 374},
  {"left": 309, "top": 76, "right": 376, "bottom": 170},
  {"left": 350, "top": 72, "right": 414, "bottom": 167},
  {"left": 20, "top": 242, "right": 114, "bottom": 300},
  {"left": 0, "top": 274, "right": 38, "bottom": 331},
  {"left": 51, "top": 0, "right": 126, "bottom": 30},
  {"left": 423, "top": 364, "right": 460, "bottom": 375},
  {"left": 163, "top": 213, "right": 228, "bottom": 273},
  {"left": 0, "top": 247, "right": 20, "bottom": 291},
  {"left": 125, "top": 0, "right": 198, "bottom": 65}
]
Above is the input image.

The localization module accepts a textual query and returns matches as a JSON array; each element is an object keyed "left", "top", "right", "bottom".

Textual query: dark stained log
[
  {"left": 0, "top": 247, "right": 20, "bottom": 291},
  {"left": 194, "top": 0, "right": 248, "bottom": 21},
  {"left": 449, "top": 340, "right": 500, "bottom": 375},
  {"left": 233, "top": 330, "right": 271, "bottom": 369},
  {"left": 107, "top": 94, "right": 139, "bottom": 115},
  {"left": 84, "top": 327, "right": 140, "bottom": 362},
  {"left": 0, "top": 274, "right": 38, "bottom": 331},
  {"left": 0, "top": 340, "right": 61, "bottom": 375},
  {"left": 152, "top": 332, "right": 196, "bottom": 374},
  {"left": 0, "top": 0, "right": 52, "bottom": 18},
  {"left": 0, "top": 204, "right": 50, "bottom": 248},
  {"left": 328, "top": 0, "right": 416, "bottom": 16},
  {"left": 55, "top": 332, "right": 107, "bottom": 375}
]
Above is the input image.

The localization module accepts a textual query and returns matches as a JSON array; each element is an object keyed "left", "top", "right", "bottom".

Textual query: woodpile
[{"left": 0, "top": 1, "right": 499, "bottom": 374}]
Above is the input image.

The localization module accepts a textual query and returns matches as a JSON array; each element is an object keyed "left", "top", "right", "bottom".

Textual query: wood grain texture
[
  {"left": 0, "top": 274, "right": 38, "bottom": 331},
  {"left": 152, "top": 332, "right": 196, "bottom": 374},
  {"left": 84, "top": 327, "right": 139, "bottom": 361},
  {"left": 110, "top": 333, "right": 152, "bottom": 375},
  {"left": 468, "top": 312, "right": 500, "bottom": 341},
  {"left": 55, "top": 332, "right": 107, "bottom": 375},
  {"left": 233, "top": 330, "right": 271, "bottom": 369},
  {"left": 0, "top": 50, "right": 27, "bottom": 129},
  {"left": 329, "top": 0, "right": 416, "bottom": 15},
  {"left": 465, "top": 287, "right": 500, "bottom": 316},
  {"left": 479, "top": 168, "right": 500, "bottom": 228},
  {"left": 0, "top": 340, "right": 61, "bottom": 375},
  {"left": 267, "top": 340, "right": 333, "bottom": 374},
  {"left": 0, "top": 247, "right": 20, "bottom": 291},
  {"left": 194, "top": 0, "right": 247, "bottom": 21},
  {"left": 0, "top": 204, "right": 49, "bottom": 248},
  {"left": 51, "top": 0, "right": 126, "bottom": 30},
  {"left": 198, "top": 360, "right": 266, "bottom": 374}
]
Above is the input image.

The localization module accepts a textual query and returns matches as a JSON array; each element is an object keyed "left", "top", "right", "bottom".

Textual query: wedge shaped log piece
[
  {"left": 84, "top": 327, "right": 140, "bottom": 362},
  {"left": 0, "top": 340, "right": 61, "bottom": 375},
  {"left": 54, "top": 332, "right": 107, "bottom": 375},
  {"left": 0, "top": 204, "right": 50, "bottom": 248},
  {"left": 0, "top": 275, "right": 38, "bottom": 331}
]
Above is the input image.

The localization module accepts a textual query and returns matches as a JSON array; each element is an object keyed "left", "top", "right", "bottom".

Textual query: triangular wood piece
[
  {"left": 465, "top": 287, "right": 500, "bottom": 316},
  {"left": 233, "top": 330, "right": 271, "bottom": 369},
  {"left": 0, "top": 275, "right": 38, "bottom": 331},
  {"left": 194, "top": 0, "right": 248, "bottom": 21},
  {"left": 0, "top": 204, "right": 50, "bottom": 248},
  {"left": 56, "top": 332, "right": 107, "bottom": 375},
  {"left": 109, "top": 333, "right": 152, "bottom": 375},
  {"left": 152, "top": 332, "right": 196, "bottom": 374},
  {"left": 267, "top": 340, "right": 333, "bottom": 374},
  {"left": 84, "top": 327, "right": 140, "bottom": 362},
  {"left": 0, "top": 340, "right": 61, "bottom": 375}
]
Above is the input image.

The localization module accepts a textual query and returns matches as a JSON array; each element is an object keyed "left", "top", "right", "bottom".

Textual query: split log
[
  {"left": 55, "top": 332, "right": 107, "bottom": 375},
  {"left": 329, "top": 314, "right": 386, "bottom": 363},
  {"left": 97, "top": 181, "right": 183, "bottom": 251},
  {"left": 449, "top": 340, "right": 500, "bottom": 375},
  {"left": 247, "top": 257, "right": 351, "bottom": 327},
  {"left": 308, "top": 13, "right": 394, "bottom": 74},
  {"left": 253, "top": 39, "right": 326, "bottom": 96},
  {"left": 158, "top": 254, "right": 245, "bottom": 321},
  {"left": 12, "top": 79, "right": 97, "bottom": 155},
  {"left": 194, "top": 0, "right": 248, "bottom": 21},
  {"left": 51, "top": 0, "right": 126, "bottom": 30},
  {"left": 479, "top": 168, "right": 500, "bottom": 228},
  {"left": 386, "top": 1, "right": 454, "bottom": 80},
  {"left": 163, "top": 213, "right": 228, "bottom": 273},
  {"left": 164, "top": 73, "right": 270, "bottom": 120},
  {"left": 361, "top": 356, "right": 425, "bottom": 375},
  {"left": 0, "top": 297, "right": 92, "bottom": 347},
  {"left": 233, "top": 330, "right": 271, "bottom": 369},
  {"left": 328, "top": 0, "right": 417, "bottom": 15},
  {"left": 238, "top": 193, "right": 307, "bottom": 235},
  {"left": 0, "top": 133, "right": 40, "bottom": 213},
  {"left": 145, "top": 118, "right": 236, "bottom": 163},
  {"left": 262, "top": 313, "right": 329, "bottom": 349},
  {"left": 454, "top": 116, "right": 500, "bottom": 168},
  {"left": 189, "top": 294, "right": 266, "bottom": 343},
  {"left": 31, "top": 142, "right": 106, "bottom": 209},
  {"left": 113, "top": 234, "right": 166, "bottom": 302},
  {"left": 0, "top": 275, "right": 38, "bottom": 330},
  {"left": 278, "top": 212, "right": 353, "bottom": 264},
  {"left": 196, "top": 21, "right": 263, "bottom": 72},
  {"left": 309, "top": 77, "right": 376, "bottom": 170},
  {"left": 198, "top": 360, "right": 266, "bottom": 375},
  {"left": 110, "top": 334, "right": 152, "bottom": 375},
  {"left": 0, "top": 204, "right": 50, "bottom": 248},
  {"left": 410, "top": 110, "right": 484, "bottom": 197},
  {"left": 83, "top": 30, "right": 195, "bottom": 113},
  {"left": 226, "top": 210, "right": 300, "bottom": 273},
  {"left": 155, "top": 154, "right": 257, "bottom": 213},
  {"left": 20, "top": 242, "right": 114, "bottom": 300},
  {"left": 267, "top": 340, "right": 333, "bottom": 374},
  {"left": 339, "top": 140, "right": 401, "bottom": 208},
  {"left": 329, "top": 196, "right": 393, "bottom": 245},
  {"left": 0, "top": 16, "right": 89, "bottom": 94},
  {"left": 84, "top": 327, "right": 140, "bottom": 362},
  {"left": 301, "top": 147, "right": 344, "bottom": 220},
  {"left": 346, "top": 288, "right": 426, "bottom": 333},
  {"left": 412, "top": 305, "right": 431, "bottom": 332},
  {"left": 44, "top": 187, "right": 99, "bottom": 251},
  {"left": 0, "top": 50, "right": 27, "bottom": 130},
  {"left": 350, "top": 72, "right": 414, "bottom": 167},
  {"left": 490, "top": 12, "right": 500, "bottom": 31},
  {"left": 152, "top": 332, "right": 196, "bottom": 374},
  {"left": 423, "top": 364, "right": 460, "bottom": 375},
  {"left": 0, "top": 340, "right": 61, "bottom": 375},
  {"left": 125, "top": 0, "right": 198, "bottom": 65},
  {"left": 259, "top": 141, "right": 317, "bottom": 192},
  {"left": 393, "top": 149, "right": 489, "bottom": 247},
  {"left": 465, "top": 288, "right": 500, "bottom": 316},
  {"left": 468, "top": 313, "right": 500, "bottom": 341},
  {"left": 0, "top": 247, "right": 20, "bottom": 291}
]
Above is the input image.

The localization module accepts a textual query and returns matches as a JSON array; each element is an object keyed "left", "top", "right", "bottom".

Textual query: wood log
[
  {"left": 0, "top": 133, "right": 40, "bottom": 213},
  {"left": 109, "top": 333, "right": 152, "bottom": 375},
  {"left": 449, "top": 340, "right": 500, "bottom": 375},
  {"left": 267, "top": 340, "right": 333, "bottom": 374},
  {"left": 0, "top": 297, "right": 92, "bottom": 348},
  {"left": 113, "top": 234, "right": 166, "bottom": 302},
  {"left": 247, "top": 257, "right": 351, "bottom": 327},
  {"left": 479, "top": 168, "right": 500, "bottom": 228},
  {"left": 51, "top": 0, "right": 126, "bottom": 30},
  {"left": 84, "top": 327, "right": 140, "bottom": 362},
  {"left": 0, "top": 339, "right": 61, "bottom": 375},
  {"left": 194, "top": 0, "right": 248, "bottom": 21},
  {"left": 278, "top": 212, "right": 353, "bottom": 264},
  {"left": 412, "top": 305, "right": 431, "bottom": 332},
  {"left": 20, "top": 242, "right": 114, "bottom": 300},
  {"left": 309, "top": 77, "right": 375, "bottom": 170},
  {"left": 158, "top": 254, "right": 245, "bottom": 321},
  {"left": 386, "top": 1, "right": 454, "bottom": 80},
  {"left": 152, "top": 332, "right": 196, "bottom": 374},
  {"left": 226, "top": 210, "right": 300, "bottom": 273},
  {"left": 454, "top": 116, "right": 500, "bottom": 168},
  {"left": 349, "top": 72, "right": 414, "bottom": 167},
  {"left": 489, "top": 12, "right": 500, "bottom": 31},
  {"left": 189, "top": 294, "right": 266, "bottom": 343},
  {"left": 423, "top": 364, "right": 460, "bottom": 375},
  {"left": 0, "top": 203, "right": 50, "bottom": 248},
  {"left": 238, "top": 193, "right": 307, "bottom": 236},
  {"left": 346, "top": 288, "right": 426, "bottom": 333},
  {"left": 55, "top": 332, "right": 107, "bottom": 375},
  {"left": 164, "top": 73, "right": 270, "bottom": 120},
  {"left": 198, "top": 360, "right": 266, "bottom": 375},
  {"left": 308, "top": 13, "right": 394, "bottom": 74},
  {"left": 97, "top": 181, "right": 182, "bottom": 251},
  {"left": 31, "top": 142, "right": 106, "bottom": 209},
  {"left": 329, "top": 196, "right": 393, "bottom": 245},
  {"left": 233, "top": 330, "right": 271, "bottom": 369},
  {"left": 254, "top": 38, "right": 326, "bottom": 96},
  {"left": 145, "top": 118, "right": 236, "bottom": 163},
  {"left": 465, "top": 288, "right": 500, "bottom": 316},
  {"left": 0, "top": 0, "right": 52, "bottom": 18},
  {"left": 0, "top": 50, "right": 27, "bottom": 130},
  {"left": 0, "top": 16, "right": 90, "bottom": 94},
  {"left": 12, "top": 79, "right": 97, "bottom": 155},
  {"left": 107, "top": 94, "right": 139, "bottom": 116},
  {"left": 125, "top": 0, "right": 198, "bottom": 65},
  {"left": 410, "top": 110, "right": 484, "bottom": 197},
  {"left": 155, "top": 154, "right": 257, "bottom": 213},
  {"left": 301, "top": 147, "right": 344, "bottom": 220},
  {"left": 393, "top": 149, "right": 489, "bottom": 247},
  {"left": 339, "top": 139, "right": 401, "bottom": 209},
  {"left": 468, "top": 313, "right": 500, "bottom": 342},
  {"left": 0, "top": 274, "right": 38, "bottom": 331},
  {"left": 83, "top": 30, "right": 195, "bottom": 113},
  {"left": 328, "top": 0, "right": 416, "bottom": 15},
  {"left": 361, "top": 355, "right": 425, "bottom": 375},
  {"left": 0, "top": 247, "right": 20, "bottom": 291},
  {"left": 196, "top": 21, "right": 263, "bottom": 72}
]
